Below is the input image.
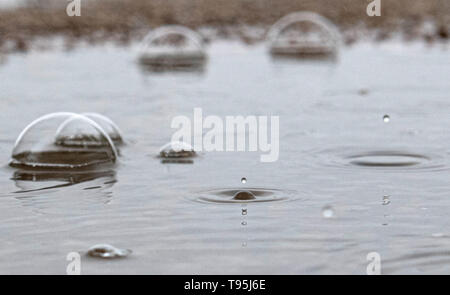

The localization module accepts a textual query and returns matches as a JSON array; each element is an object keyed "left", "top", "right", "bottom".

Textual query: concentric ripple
[
  {"left": 193, "top": 188, "right": 296, "bottom": 204},
  {"left": 313, "top": 147, "right": 447, "bottom": 172}
]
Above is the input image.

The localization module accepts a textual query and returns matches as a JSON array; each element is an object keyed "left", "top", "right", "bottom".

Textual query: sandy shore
[{"left": 0, "top": 0, "right": 449, "bottom": 52}]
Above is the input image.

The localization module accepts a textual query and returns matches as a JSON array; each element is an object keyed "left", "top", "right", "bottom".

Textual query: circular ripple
[
  {"left": 347, "top": 151, "right": 429, "bottom": 168},
  {"left": 313, "top": 147, "right": 447, "bottom": 172},
  {"left": 194, "top": 188, "right": 295, "bottom": 204}
]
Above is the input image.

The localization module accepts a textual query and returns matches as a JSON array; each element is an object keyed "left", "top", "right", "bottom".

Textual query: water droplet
[
  {"left": 241, "top": 177, "right": 247, "bottom": 184},
  {"left": 241, "top": 221, "right": 247, "bottom": 226},
  {"left": 322, "top": 206, "right": 334, "bottom": 218},
  {"left": 383, "top": 115, "right": 390, "bottom": 123},
  {"left": 242, "top": 208, "right": 248, "bottom": 216},
  {"left": 233, "top": 190, "right": 256, "bottom": 201},
  {"left": 87, "top": 244, "right": 131, "bottom": 259},
  {"left": 382, "top": 195, "right": 390, "bottom": 205}
]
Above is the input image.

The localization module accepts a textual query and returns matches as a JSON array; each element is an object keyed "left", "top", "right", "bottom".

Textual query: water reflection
[
  {"left": 12, "top": 169, "right": 117, "bottom": 215},
  {"left": 12, "top": 169, "right": 116, "bottom": 193}
]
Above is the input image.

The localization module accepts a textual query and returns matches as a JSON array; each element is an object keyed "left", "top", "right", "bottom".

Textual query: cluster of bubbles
[
  {"left": 137, "top": 11, "right": 341, "bottom": 72},
  {"left": 9, "top": 112, "right": 123, "bottom": 189}
]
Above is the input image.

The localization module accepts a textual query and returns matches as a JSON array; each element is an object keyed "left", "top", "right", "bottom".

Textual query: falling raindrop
[
  {"left": 242, "top": 208, "right": 248, "bottom": 216},
  {"left": 382, "top": 195, "right": 391, "bottom": 205},
  {"left": 322, "top": 206, "right": 334, "bottom": 218},
  {"left": 383, "top": 115, "right": 390, "bottom": 123},
  {"left": 241, "top": 177, "right": 247, "bottom": 184},
  {"left": 87, "top": 244, "right": 131, "bottom": 259}
]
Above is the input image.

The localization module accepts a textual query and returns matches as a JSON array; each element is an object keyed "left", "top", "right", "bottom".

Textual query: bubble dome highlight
[
  {"left": 82, "top": 113, "right": 124, "bottom": 145},
  {"left": 10, "top": 112, "right": 118, "bottom": 170},
  {"left": 267, "top": 11, "right": 341, "bottom": 58},
  {"left": 138, "top": 25, "right": 207, "bottom": 70}
]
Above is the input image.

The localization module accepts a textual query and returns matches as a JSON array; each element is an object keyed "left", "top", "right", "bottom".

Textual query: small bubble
[
  {"left": 241, "top": 221, "right": 247, "bottom": 226},
  {"left": 242, "top": 208, "right": 247, "bottom": 216},
  {"left": 322, "top": 206, "right": 334, "bottom": 218},
  {"left": 87, "top": 244, "right": 131, "bottom": 259},
  {"left": 358, "top": 88, "right": 369, "bottom": 96},
  {"left": 383, "top": 115, "right": 390, "bottom": 123},
  {"left": 382, "top": 195, "right": 390, "bottom": 205},
  {"left": 241, "top": 177, "right": 247, "bottom": 184}
]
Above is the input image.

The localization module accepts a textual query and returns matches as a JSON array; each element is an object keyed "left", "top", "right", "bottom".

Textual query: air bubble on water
[
  {"left": 139, "top": 25, "right": 207, "bottom": 69},
  {"left": 10, "top": 112, "right": 117, "bottom": 169},
  {"left": 383, "top": 115, "right": 390, "bottom": 123},
  {"left": 322, "top": 206, "right": 334, "bottom": 218},
  {"left": 159, "top": 141, "right": 196, "bottom": 158},
  {"left": 241, "top": 177, "right": 247, "bottom": 184},
  {"left": 267, "top": 11, "right": 341, "bottom": 57},
  {"left": 87, "top": 244, "right": 132, "bottom": 259},
  {"left": 382, "top": 195, "right": 391, "bottom": 205}
]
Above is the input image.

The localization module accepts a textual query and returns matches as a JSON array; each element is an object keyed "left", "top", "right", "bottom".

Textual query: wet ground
[{"left": 0, "top": 40, "right": 449, "bottom": 274}]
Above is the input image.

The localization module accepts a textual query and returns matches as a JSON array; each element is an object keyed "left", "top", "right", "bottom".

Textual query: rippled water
[{"left": 0, "top": 40, "right": 449, "bottom": 274}]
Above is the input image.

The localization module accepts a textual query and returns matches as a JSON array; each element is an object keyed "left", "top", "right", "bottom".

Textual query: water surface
[{"left": 0, "top": 40, "right": 450, "bottom": 274}]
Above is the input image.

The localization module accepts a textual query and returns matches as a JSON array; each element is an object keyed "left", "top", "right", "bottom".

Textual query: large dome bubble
[
  {"left": 10, "top": 112, "right": 118, "bottom": 170},
  {"left": 267, "top": 11, "right": 341, "bottom": 58},
  {"left": 138, "top": 25, "right": 207, "bottom": 71}
]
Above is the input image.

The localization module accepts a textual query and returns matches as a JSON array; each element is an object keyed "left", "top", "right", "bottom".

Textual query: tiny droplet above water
[
  {"left": 241, "top": 221, "right": 247, "bottom": 226},
  {"left": 382, "top": 195, "right": 391, "bottom": 205},
  {"left": 242, "top": 208, "right": 247, "bottom": 216},
  {"left": 322, "top": 206, "right": 334, "bottom": 218},
  {"left": 383, "top": 115, "right": 390, "bottom": 123},
  {"left": 241, "top": 177, "right": 247, "bottom": 184}
]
